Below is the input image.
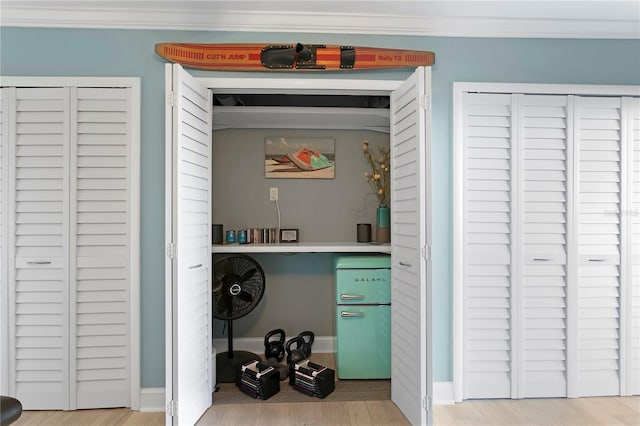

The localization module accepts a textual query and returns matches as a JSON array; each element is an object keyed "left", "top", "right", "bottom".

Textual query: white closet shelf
[{"left": 211, "top": 242, "right": 391, "bottom": 253}]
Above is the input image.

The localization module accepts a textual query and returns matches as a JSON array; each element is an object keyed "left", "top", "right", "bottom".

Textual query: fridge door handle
[
  {"left": 341, "top": 311, "right": 365, "bottom": 318},
  {"left": 340, "top": 294, "right": 365, "bottom": 301}
]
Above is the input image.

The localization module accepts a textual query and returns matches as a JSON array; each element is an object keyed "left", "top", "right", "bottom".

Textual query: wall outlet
[{"left": 269, "top": 187, "right": 279, "bottom": 201}]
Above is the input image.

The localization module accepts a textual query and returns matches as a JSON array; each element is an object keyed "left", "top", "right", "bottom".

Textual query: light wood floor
[
  {"left": 435, "top": 396, "right": 639, "bottom": 426},
  {"left": 13, "top": 409, "right": 164, "bottom": 426},
  {"left": 12, "top": 395, "right": 639, "bottom": 425}
]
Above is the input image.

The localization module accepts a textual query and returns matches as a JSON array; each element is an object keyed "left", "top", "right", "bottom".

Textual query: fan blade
[
  {"left": 213, "top": 276, "right": 224, "bottom": 293},
  {"left": 238, "top": 290, "right": 254, "bottom": 304},
  {"left": 213, "top": 260, "right": 231, "bottom": 289},
  {"left": 238, "top": 278, "right": 261, "bottom": 293},
  {"left": 223, "top": 259, "right": 235, "bottom": 277},
  {"left": 226, "top": 294, "right": 235, "bottom": 318},
  {"left": 215, "top": 291, "right": 233, "bottom": 320},
  {"left": 239, "top": 268, "right": 257, "bottom": 283}
]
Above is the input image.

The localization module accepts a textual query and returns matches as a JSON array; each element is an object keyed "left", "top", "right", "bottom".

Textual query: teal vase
[{"left": 376, "top": 205, "right": 390, "bottom": 243}]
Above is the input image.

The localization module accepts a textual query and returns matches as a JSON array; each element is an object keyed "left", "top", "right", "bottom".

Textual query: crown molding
[{"left": 1, "top": 2, "right": 639, "bottom": 39}]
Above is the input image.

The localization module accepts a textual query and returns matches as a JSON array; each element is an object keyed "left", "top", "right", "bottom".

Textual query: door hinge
[
  {"left": 167, "top": 400, "right": 177, "bottom": 417},
  {"left": 420, "top": 94, "right": 430, "bottom": 111},
  {"left": 421, "top": 244, "right": 431, "bottom": 261},
  {"left": 167, "top": 242, "right": 176, "bottom": 259},
  {"left": 167, "top": 90, "right": 176, "bottom": 107},
  {"left": 423, "top": 395, "right": 432, "bottom": 412}
]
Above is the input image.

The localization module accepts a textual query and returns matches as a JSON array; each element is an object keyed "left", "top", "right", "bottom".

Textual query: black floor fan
[{"left": 213, "top": 254, "right": 266, "bottom": 383}]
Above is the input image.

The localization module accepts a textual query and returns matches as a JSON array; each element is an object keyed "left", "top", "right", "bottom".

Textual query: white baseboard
[
  {"left": 213, "top": 335, "right": 336, "bottom": 355},
  {"left": 139, "top": 387, "right": 165, "bottom": 412}
]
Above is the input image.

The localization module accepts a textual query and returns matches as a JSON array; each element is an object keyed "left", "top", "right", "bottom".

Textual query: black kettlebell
[
  {"left": 264, "top": 329, "right": 286, "bottom": 362},
  {"left": 285, "top": 336, "right": 307, "bottom": 365},
  {"left": 297, "top": 330, "right": 315, "bottom": 358},
  {"left": 266, "top": 357, "right": 289, "bottom": 381}
]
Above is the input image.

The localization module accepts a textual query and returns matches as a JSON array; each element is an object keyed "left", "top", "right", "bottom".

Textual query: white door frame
[{"left": 453, "top": 81, "right": 640, "bottom": 402}]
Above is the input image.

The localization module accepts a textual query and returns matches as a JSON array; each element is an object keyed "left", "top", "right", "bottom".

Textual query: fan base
[{"left": 216, "top": 350, "right": 262, "bottom": 383}]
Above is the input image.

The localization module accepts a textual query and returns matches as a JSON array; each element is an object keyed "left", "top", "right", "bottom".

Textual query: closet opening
[{"left": 209, "top": 90, "right": 392, "bottom": 402}]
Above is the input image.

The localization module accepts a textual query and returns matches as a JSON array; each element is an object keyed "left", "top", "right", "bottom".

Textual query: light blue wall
[{"left": 2, "top": 27, "right": 639, "bottom": 387}]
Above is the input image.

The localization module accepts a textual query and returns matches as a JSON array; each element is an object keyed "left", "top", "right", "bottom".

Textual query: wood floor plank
[
  {"left": 344, "top": 400, "right": 373, "bottom": 425},
  {"left": 570, "top": 397, "right": 640, "bottom": 425},
  {"left": 469, "top": 399, "right": 524, "bottom": 425},
  {"left": 256, "top": 403, "right": 296, "bottom": 426},
  {"left": 121, "top": 411, "right": 165, "bottom": 426},
  {"left": 615, "top": 396, "right": 640, "bottom": 411},
  {"left": 433, "top": 400, "right": 485, "bottom": 425},
  {"left": 199, "top": 402, "right": 260, "bottom": 425},
  {"left": 291, "top": 401, "right": 334, "bottom": 425},
  {"left": 11, "top": 410, "right": 56, "bottom": 426},
  {"left": 510, "top": 398, "right": 584, "bottom": 425},
  {"left": 365, "top": 400, "right": 411, "bottom": 425}
]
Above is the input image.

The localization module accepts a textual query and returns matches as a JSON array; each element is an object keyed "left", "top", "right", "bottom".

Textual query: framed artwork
[
  {"left": 265, "top": 137, "right": 335, "bottom": 179},
  {"left": 279, "top": 228, "right": 299, "bottom": 243}
]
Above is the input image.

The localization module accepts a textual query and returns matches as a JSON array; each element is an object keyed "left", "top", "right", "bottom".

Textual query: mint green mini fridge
[{"left": 335, "top": 255, "right": 391, "bottom": 379}]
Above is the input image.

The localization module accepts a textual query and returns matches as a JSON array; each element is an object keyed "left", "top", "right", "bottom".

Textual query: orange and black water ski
[{"left": 155, "top": 43, "right": 434, "bottom": 71}]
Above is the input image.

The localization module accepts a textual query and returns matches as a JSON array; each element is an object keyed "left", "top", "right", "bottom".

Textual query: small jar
[
  {"left": 357, "top": 223, "right": 372, "bottom": 243},
  {"left": 238, "top": 229, "right": 247, "bottom": 244},
  {"left": 225, "top": 230, "right": 236, "bottom": 244}
]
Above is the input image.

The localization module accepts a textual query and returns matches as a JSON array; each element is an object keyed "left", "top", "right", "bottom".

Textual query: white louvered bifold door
[
  {"left": 462, "top": 93, "right": 572, "bottom": 399},
  {"left": 461, "top": 89, "right": 639, "bottom": 401},
  {"left": 626, "top": 97, "right": 640, "bottom": 395},
  {"left": 3, "top": 86, "right": 134, "bottom": 410},
  {"left": 390, "top": 67, "right": 430, "bottom": 426},
  {"left": 462, "top": 93, "right": 514, "bottom": 399},
  {"left": 167, "top": 64, "right": 212, "bottom": 426},
  {"left": 575, "top": 96, "right": 623, "bottom": 396},
  {"left": 519, "top": 95, "right": 571, "bottom": 398},
  {"left": 10, "top": 88, "right": 71, "bottom": 409},
  {"left": 70, "top": 87, "right": 131, "bottom": 409}
]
